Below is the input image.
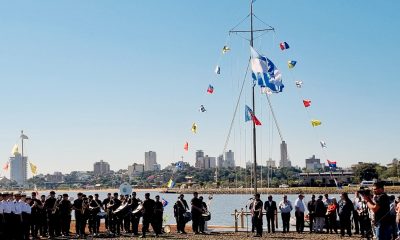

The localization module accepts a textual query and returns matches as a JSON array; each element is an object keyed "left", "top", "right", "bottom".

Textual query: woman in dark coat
[{"left": 338, "top": 192, "right": 354, "bottom": 237}]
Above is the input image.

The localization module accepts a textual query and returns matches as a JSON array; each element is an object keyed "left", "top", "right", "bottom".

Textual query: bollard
[
  {"left": 234, "top": 209, "right": 238, "bottom": 232},
  {"left": 240, "top": 208, "right": 244, "bottom": 229}
]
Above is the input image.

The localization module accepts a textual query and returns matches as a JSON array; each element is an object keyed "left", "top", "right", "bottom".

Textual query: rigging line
[
  {"left": 265, "top": 94, "right": 284, "bottom": 141},
  {"left": 221, "top": 58, "right": 251, "bottom": 157},
  {"left": 229, "top": 14, "right": 251, "bottom": 32},
  {"left": 253, "top": 14, "right": 275, "bottom": 31}
]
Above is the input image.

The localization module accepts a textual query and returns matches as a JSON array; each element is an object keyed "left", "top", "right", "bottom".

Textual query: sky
[{"left": 0, "top": 0, "right": 399, "bottom": 177}]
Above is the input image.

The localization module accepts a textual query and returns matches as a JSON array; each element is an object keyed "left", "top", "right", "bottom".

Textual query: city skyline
[{"left": 0, "top": 1, "right": 399, "bottom": 176}]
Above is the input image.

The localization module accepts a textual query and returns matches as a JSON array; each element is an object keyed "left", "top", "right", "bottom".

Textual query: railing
[{"left": 231, "top": 209, "right": 274, "bottom": 232}]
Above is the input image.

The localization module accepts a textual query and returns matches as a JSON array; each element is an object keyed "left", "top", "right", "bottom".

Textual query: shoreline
[{"left": 6, "top": 186, "right": 400, "bottom": 195}]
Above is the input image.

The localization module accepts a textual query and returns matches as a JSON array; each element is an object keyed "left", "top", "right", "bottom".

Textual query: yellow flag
[
  {"left": 30, "top": 162, "right": 37, "bottom": 175},
  {"left": 11, "top": 144, "right": 19, "bottom": 155},
  {"left": 222, "top": 45, "right": 230, "bottom": 54},
  {"left": 191, "top": 123, "right": 197, "bottom": 133},
  {"left": 311, "top": 120, "right": 322, "bottom": 127}
]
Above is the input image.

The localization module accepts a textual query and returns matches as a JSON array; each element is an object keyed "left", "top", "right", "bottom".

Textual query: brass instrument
[{"left": 51, "top": 196, "right": 62, "bottom": 214}]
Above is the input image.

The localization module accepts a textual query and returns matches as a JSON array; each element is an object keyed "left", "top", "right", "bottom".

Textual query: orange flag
[
  {"left": 184, "top": 142, "right": 189, "bottom": 151},
  {"left": 3, "top": 162, "right": 9, "bottom": 171},
  {"left": 303, "top": 99, "right": 311, "bottom": 108}
]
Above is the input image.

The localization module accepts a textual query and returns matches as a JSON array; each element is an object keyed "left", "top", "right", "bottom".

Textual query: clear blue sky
[{"left": 0, "top": 0, "right": 399, "bottom": 177}]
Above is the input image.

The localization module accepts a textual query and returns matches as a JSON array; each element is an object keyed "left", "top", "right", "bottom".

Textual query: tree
[{"left": 352, "top": 163, "right": 379, "bottom": 181}]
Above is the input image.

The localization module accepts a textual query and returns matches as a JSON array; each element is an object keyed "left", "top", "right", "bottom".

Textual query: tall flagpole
[{"left": 250, "top": 0, "right": 258, "bottom": 194}]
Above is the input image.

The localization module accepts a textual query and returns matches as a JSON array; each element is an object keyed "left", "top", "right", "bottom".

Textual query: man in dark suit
[{"left": 264, "top": 195, "right": 277, "bottom": 233}]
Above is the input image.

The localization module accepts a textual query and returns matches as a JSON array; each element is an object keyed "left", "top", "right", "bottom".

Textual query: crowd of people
[
  {"left": 0, "top": 181, "right": 398, "bottom": 240},
  {"left": 250, "top": 182, "right": 396, "bottom": 240},
  {"left": 0, "top": 190, "right": 209, "bottom": 239}
]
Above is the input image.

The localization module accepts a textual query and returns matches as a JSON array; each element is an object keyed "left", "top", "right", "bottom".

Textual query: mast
[{"left": 250, "top": 0, "right": 258, "bottom": 194}]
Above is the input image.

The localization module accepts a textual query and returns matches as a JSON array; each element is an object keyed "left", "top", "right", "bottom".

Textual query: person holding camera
[{"left": 363, "top": 181, "right": 391, "bottom": 240}]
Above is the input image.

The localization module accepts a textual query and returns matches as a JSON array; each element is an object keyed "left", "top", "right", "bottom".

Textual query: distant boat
[{"left": 279, "top": 184, "right": 289, "bottom": 188}]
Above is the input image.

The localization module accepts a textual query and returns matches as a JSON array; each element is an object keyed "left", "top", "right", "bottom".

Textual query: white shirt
[
  {"left": 294, "top": 198, "right": 305, "bottom": 212},
  {"left": 3, "top": 200, "right": 12, "bottom": 214},
  {"left": 279, "top": 200, "right": 292, "bottom": 213},
  {"left": 12, "top": 200, "right": 23, "bottom": 214},
  {"left": 0, "top": 201, "right": 4, "bottom": 213},
  {"left": 22, "top": 202, "right": 32, "bottom": 214}
]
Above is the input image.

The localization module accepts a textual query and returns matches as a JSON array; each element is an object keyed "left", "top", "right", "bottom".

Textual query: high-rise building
[
  {"left": 144, "top": 151, "right": 158, "bottom": 171},
  {"left": 305, "top": 155, "right": 323, "bottom": 171},
  {"left": 217, "top": 155, "right": 224, "bottom": 168},
  {"left": 204, "top": 155, "right": 216, "bottom": 169},
  {"left": 93, "top": 160, "right": 110, "bottom": 175},
  {"left": 128, "top": 163, "right": 145, "bottom": 177},
  {"left": 195, "top": 150, "right": 204, "bottom": 169},
  {"left": 224, "top": 150, "right": 235, "bottom": 168},
  {"left": 10, "top": 153, "right": 27, "bottom": 186},
  {"left": 279, "top": 141, "right": 291, "bottom": 168}
]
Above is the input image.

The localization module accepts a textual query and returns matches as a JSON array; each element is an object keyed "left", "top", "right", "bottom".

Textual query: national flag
[
  {"left": 222, "top": 45, "right": 230, "bottom": 54},
  {"left": 161, "top": 198, "right": 168, "bottom": 207},
  {"left": 327, "top": 160, "right": 337, "bottom": 168},
  {"left": 167, "top": 179, "right": 175, "bottom": 188},
  {"left": 184, "top": 142, "right": 188, "bottom": 151},
  {"left": 311, "top": 120, "right": 322, "bottom": 127},
  {"left": 215, "top": 65, "right": 220, "bottom": 74},
  {"left": 250, "top": 46, "right": 284, "bottom": 93},
  {"left": 30, "top": 162, "right": 37, "bottom": 175},
  {"left": 320, "top": 140, "right": 327, "bottom": 148},
  {"left": 288, "top": 60, "right": 297, "bottom": 69},
  {"left": 199, "top": 105, "right": 206, "bottom": 112},
  {"left": 245, "top": 105, "right": 262, "bottom": 126},
  {"left": 207, "top": 84, "right": 214, "bottom": 94},
  {"left": 3, "top": 162, "right": 9, "bottom": 171},
  {"left": 279, "top": 42, "right": 290, "bottom": 50},
  {"left": 295, "top": 81, "right": 303, "bottom": 88},
  {"left": 191, "top": 123, "right": 197, "bottom": 133},
  {"left": 11, "top": 144, "right": 19, "bottom": 155},
  {"left": 303, "top": 99, "right": 311, "bottom": 108}
]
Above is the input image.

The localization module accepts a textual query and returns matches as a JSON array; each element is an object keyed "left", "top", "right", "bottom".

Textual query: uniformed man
[
  {"left": 130, "top": 192, "right": 141, "bottom": 236},
  {"left": 30, "top": 191, "right": 43, "bottom": 239},
  {"left": 102, "top": 193, "right": 112, "bottom": 231},
  {"left": 122, "top": 194, "right": 132, "bottom": 234},
  {"left": 44, "top": 191, "right": 57, "bottom": 238},
  {"left": 251, "top": 193, "right": 263, "bottom": 237},
  {"left": 22, "top": 194, "right": 32, "bottom": 240},
  {"left": 72, "top": 192, "right": 85, "bottom": 238},
  {"left": 13, "top": 192, "right": 24, "bottom": 239},
  {"left": 173, "top": 194, "right": 189, "bottom": 234},
  {"left": 199, "top": 196, "right": 208, "bottom": 234},
  {"left": 58, "top": 193, "right": 72, "bottom": 237},
  {"left": 110, "top": 192, "right": 122, "bottom": 236},
  {"left": 91, "top": 193, "right": 103, "bottom": 236},
  {"left": 2, "top": 192, "right": 12, "bottom": 239},
  {"left": 153, "top": 195, "right": 164, "bottom": 236},
  {"left": 141, "top": 192, "right": 155, "bottom": 238},
  {"left": 191, "top": 192, "right": 203, "bottom": 234},
  {"left": 39, "top": 194, "right": 48, "bottom": 237}
]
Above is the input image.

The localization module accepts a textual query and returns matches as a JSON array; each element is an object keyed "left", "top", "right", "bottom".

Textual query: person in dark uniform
[
  {"left": 153, "top": 195, "right": 164, "bottom": 236},
  {"left": 102, "top": 193, "right": 112, "bottom": 231},
  {"left": 122, "top": 195, "right": 132, "bottom": 233},
  {"left": 82, "top": 195, "right": 90, "bottom": 237},
  {"left": 141, "top": 192, "right": 156, "bottom": 238},
  {"left": 54, "top": 195, "right": 62, "bottom": 237},
  {"left": 111, "top": 192, "right": 122, "bottom": 236},
  {"left": 0, "top": 192, "right": 4, "bottom": 239},
  {"left": 40, "top": 194, "right": 48, "bottom": 237},
  {"left": 199, "top": 196, "right": 208, "bottom": 234},
  {"left": 58, "top": 193, "right": 72, "bottom": 237},
  {"left": 92, "top": 194, "right": 103, "bottom": 236},
  {"left": 72, "top": 192, "right": 85, "bottom": 238},
  {"left": 130, "top": 192, "right": 141, "bottom": 236},
  {"left": 191, "top": 192, "right": 203, "bottom": 234},
  {"left": 251, "top": 193, "right": 263, "bottom": 237},
  {"left": 338, "top": 192, "right": 353, "bottom": 237},
  {"left": 30, "top": 192, "right": 43, "bottom": 239},
  {"left": 174, "top": 194, "right": 189, "bottom": 234},
  {"left": 307, "top": 195, "right": 316, "bottom": 233},
  {"left": 44, "top": 191, "right": 57, "bottom": 239},
  {"left": 264, "top": 195, "right": 277, "bottom": 233}
]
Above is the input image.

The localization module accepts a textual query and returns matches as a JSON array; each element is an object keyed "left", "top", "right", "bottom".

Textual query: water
[{"left": 42, "top": 190, "right": 344, "bottom": 226}]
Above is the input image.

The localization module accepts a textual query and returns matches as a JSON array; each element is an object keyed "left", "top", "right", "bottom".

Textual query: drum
[
  {"left": 202, "top": 212, "right": 211, "bottom": 221},
  {"left": 132, "top": 204, "right": 143, "bottom": 216},
  {"left": 183, "top": 212, "right": 192, "bottom": 223},
  {"left": 97, "top": 212, "right": 107, "bottom": 219},
  {"left": 113, "top": 203, "right": 131, "bottom": 219}
]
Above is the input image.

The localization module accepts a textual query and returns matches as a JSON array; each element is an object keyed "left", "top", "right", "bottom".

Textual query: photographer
[{"left": 362, "top": 181, "right": 391, "bottom": 240}]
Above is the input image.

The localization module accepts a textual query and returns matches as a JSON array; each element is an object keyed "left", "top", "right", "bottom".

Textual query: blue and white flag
[
  {"left": 250, "top": 46, "right": 284, "bottom": 93},
  {"left": 176, "top": 161, "right": 184, "bottom": 170}
]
